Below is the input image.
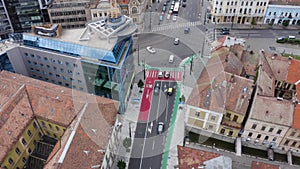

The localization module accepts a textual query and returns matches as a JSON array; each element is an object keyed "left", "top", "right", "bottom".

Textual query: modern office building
[
  {"left": 2, "top": 0, "right": 49, "bottom": 33},
  {"left": 47, "top": 0, "right": 91, "bottom": 29},
  {"left": 6, "top": 7, "right": 137, "bottom": 113},
  {"left": 0, "top": 70, "right": 120, "bottom": 169},
  {"left": 0, "top": 1, "right": 12, "bottom": 39}
]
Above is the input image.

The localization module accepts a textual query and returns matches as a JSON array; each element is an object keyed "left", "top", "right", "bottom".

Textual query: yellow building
[{"left": 0, "top": 70, "right": 119, "bottom": 169}]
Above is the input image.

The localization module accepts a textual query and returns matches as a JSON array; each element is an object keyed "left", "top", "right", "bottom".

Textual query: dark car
[
  {"left": 220, "top": 30, "right": 230, "bottom": 35},
  {"left": 184, "top": 27, "right": 190, "bottom": 34},
  {"left": 154, "top": 83, "right": 160, "bottom": 94},
  {"left": 220, "top": 27, "right": 229, "bottom": 32}
]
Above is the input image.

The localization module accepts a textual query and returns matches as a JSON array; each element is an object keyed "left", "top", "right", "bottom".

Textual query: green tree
[
  {"left": 123, "top": 137, "right": 132, "bottom": 149},
  {"left": 282, "top": 20, "right": 290, "bottom": 27},
  {"left": 137, "top": 79, "right": 144, "bottom": 89},
  {"left": 251, "top": 18, "right": 257, "bottom": 25},
  {"left": 117, "top": 160, "right": 126, "bottom": 169},
  {"left": 181, "top": 95, "right": 186, "bottom": 103}
]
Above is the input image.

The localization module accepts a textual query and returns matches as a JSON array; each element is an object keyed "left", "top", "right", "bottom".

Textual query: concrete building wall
[
  {"left": 242, "top": 118, "right": 289, "bottom": 149},
  {"left": 280, "top": 128, "right": 300, "bottom": 152},
  {"left": 186, "top": 105, "right": 223, "bottom": 134}
]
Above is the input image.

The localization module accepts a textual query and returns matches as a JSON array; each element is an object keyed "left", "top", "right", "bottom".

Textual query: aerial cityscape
[{"left": 0, "top": 0, "right": 300, "bottom": 169}]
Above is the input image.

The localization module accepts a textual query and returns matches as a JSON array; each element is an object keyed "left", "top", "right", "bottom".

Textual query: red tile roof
[
  {"left": 286, "top": 59, "right": 300, "bottom": 129},
  {"left": 177, "top": 145, "right": 221, "bottom": 169},
  {"left": 0, "top": 70, "right": 118, "bottom": 167},
  {"left": 251, "top": 161, "right": 279, "bottom": 169}
]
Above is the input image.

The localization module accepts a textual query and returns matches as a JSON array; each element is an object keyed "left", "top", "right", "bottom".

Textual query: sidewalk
[{"left": 113, "top": 83, "right": 141, "bottom": 169}]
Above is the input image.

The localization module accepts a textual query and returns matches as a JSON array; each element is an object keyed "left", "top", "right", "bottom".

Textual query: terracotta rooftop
[
  {"left": 119, "top": 0, "right": 130, "bottom": 5},
  {"left": 0, "top": 70, "right": 118, "bottom": 167},
  {"left": 0, "top": 85, "right": 34, "bottom": 163},
  {"left": 250, "top": 95, "right": 294, "bottom": 126},
  {"left": 264, "top": 52, "right": 290, "bottom": 81},
  {"left": 286, "top": 59, "right": 300, "bottom": 130},
  {"left": 187, "top": 49, "right": 253, "bottom": 116},
  {"left": 269, "top": 0, "right": 300, "bottom": 5},
  {"left": 251, "top": 161, "right": 279, "bottom": 169},
  {"left": 256, "top": 53, "right": 275, "bottom": 97},
  {"left": 177, "top": 146, "right": 221, "bottom": 169},
  {"left": 242, "top": 50, "right": 261, "bottom": 77}
]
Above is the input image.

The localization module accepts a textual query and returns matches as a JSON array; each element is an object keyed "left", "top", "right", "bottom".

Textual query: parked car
[
  {"left": 220, "top": 27, "right": 230, "bottom": 35},
  {"left": 174, "top": 38, "right": 179, "bottom": 45},
  {"left": 162, "top": 6, "right": 166, "bottom": 12},
  {"left": 164, "top": 71, "right": 170, "bottom": 78},
  {"left": 154, "top": 83, "right": 160, "bottom": 94},
  {"left": 146, "top": 46, "right": 156, "bottom": 54},
  {"left": 167, "top": 14, "right": 171, "bottom": 20},
  {"left": 170, "top": 5, "right": 174, "bottom": 10},
  {"left": 158, "top": 71, "right": 163, "bottom": 78},
  {"left": 157, "top": 122, "right": 164, "bottom": 134},
  {"left": 171, "top": 0, "right": 175, "bottom": 5},
  {"left": 184, "top": 27, "right": 190, "bottom": 34},
  {"left": 172, "top": 15, "right": 177, "bottom": 22}
]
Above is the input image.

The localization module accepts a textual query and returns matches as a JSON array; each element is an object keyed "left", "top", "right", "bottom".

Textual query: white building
[
  {"left": 210, "top": 0, "right": 269, "bottom": 25},
  {"left": 264, "top": 4, "right": 300, "bottom": 25}
]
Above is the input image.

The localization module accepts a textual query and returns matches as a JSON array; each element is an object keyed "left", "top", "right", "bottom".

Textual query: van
[
  {"left": 169, "top": 55, "right": 174, "bottom": 63},
  {"left": 174, "top": 38, "right": 179, "bottom": 45},
  {"left": 288, "top": 35, "right": 295, "bottom": 40},
  {"left": 158, "top": 71, "right": 163, "bottom": 78},
  {"left": 167, "top": 87, "right": 173, "bottom": 95}
]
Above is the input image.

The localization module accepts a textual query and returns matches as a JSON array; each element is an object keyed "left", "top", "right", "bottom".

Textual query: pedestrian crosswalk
[
  {"left": 151, "top": 21, "right": 202, "bottom": 32},
  {"left": 146, "top": 70, "right": 183, "bottom": 82}
]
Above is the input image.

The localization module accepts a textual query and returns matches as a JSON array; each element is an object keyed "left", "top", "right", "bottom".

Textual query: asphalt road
[
  {"left": 137, "top": 33, "right": 194, "bottom": 61},
  {"left": 129, "top": 80, "right": 177, "bottom": 169}
]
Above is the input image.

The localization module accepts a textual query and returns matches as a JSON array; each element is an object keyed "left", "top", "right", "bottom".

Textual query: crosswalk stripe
[{"left": 152, "top": 21, "right": 202, "bottom": 32}]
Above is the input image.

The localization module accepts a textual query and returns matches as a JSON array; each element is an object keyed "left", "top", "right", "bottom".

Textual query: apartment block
[
  {"left": 242, "top": 51, "right": 298, "bottom": 150},
  {"left": 0, "top": 70, "right": 119, "bottom": 169},
  {"left": 186, "top": 36, "right": 255, "bottom": 140},
  {"left": 264, "top": 3, "right": 300, "bottom": 25},
  {"left": 210, "top": 0, "right": 269, "bottom": 24},
  {"left": 47, "top": 0, "right": 91, "bottom": 29}
]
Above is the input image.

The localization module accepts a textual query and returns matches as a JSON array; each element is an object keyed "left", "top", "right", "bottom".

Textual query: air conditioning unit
[
  {"left": 254, "top": 139, "right": 259, "bottom": 143},
  {"left": 246, "top": 137, "right": 251, "bottom": 142},
  {"left": 262, "top": 140, "right": 268, "bottom": 145}
]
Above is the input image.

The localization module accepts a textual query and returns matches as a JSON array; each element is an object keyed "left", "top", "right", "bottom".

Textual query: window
[
  {"left": 228, "top": 131, "right": 233, "bottom": 136},
  {"left": 276, "top": 129, "right": 282, "bottom": 134},
  {"left": 53, "top": 134, "right": 57, "bottom": 138},
  {"left": 291, "top": 141, "right": 296, "bottom": 147},
  {"left": 44, "top": 57, "right": 48, "bottom": 61},
  {"left": 78, "top": 80, "right": 82, "bottom": 84},
  {"left": 233, "top": 115, "right": 238, "bottom": 122},
  {"left": 226, "top": 113, "right": 231, "bottom": 118},
  {"left": 208, "top": 125, "right": 213, "bottom": 130},
  {"left": 49, "top": 72, "right": 53, "bottom": 76},
  {"left": 73, "top": 63, "right": 78, "bottom": 68},
  {"left": 264, "top": 136, "right": 269, "bottom": 140},
  {"left": 269, "top": 128, "right": 274, "bottom": 132},
  {"left": 261, "top": 126, "right": 266, "bottom": 131},
  {"left": 56, "top": 74, "right": 60, "bottom": 78},
  {"left": 51, "top": 58, "right": 56, "bottom": 63},
  {"left": 65, "top": 62, "right": 70, "bottom": 66},
  {"left": 33, "top": 122, "right": 38, "bottom": 129},
  {"left": 220, "top": 128, "right": 225, "bottom": 134},
  {"left": 41, "top": 121, "right": 46, "bottom": 127},
  {"left": 251, "top": 124, "right": 257, "bottom": 129},
  {"left": 21, "top": 138, "right": 27, "bottom": 146},
  {"left": 211, "top": 115, "right": 216, "bottom": 121},
  {"left": 257, "top": 134, "right": 261, "bottom": 139},
  {"left": 31, "top": 54, "right": 35, "bottom": 58},
  {"left": 15, "top": 147, "right": 21, "bottom": 155},
  {"left": 8, "top": 158, "right": 14, "bottom": 165},
  {"left": 28, "top": 148, "right": 32, "bottom": 154},
  {"left": 272, "top": 137, "right": 277, "bottom": 142},
  {"left": 58, "top": 60, "right": 63, "bottom": 64},
  {"left": 61, "top": 68, "right": 65, "bottom": 73},
  {"left": 132, "top": 7, "right": 138, "bottom": 14},
  {"left": 34, "top": 62, "right": 37, "bottom": 65},
  {"left": 290, "top": 131, "right": 296, "bottom": 137},
  {"left": 49, "top": 123, "right": 53, "bottom": 130},
  {"left": 27, "top": 60, "right": 31, "bottom": 64},
  {"left": 284, "top": 140, "right": 289, "bottom": 145},
  {"left": 22, "top": 157, "right": 26, "bottom": 163},
  {"left": 195, "top": 112, "right": 200, "bottom": 117},
  {"left": 56, "top": 126, "right": 60, "bottom": 131},
  {"left": 27, "top": 130, "right": 32, "bottom": 137},
  {"left": 25, "top": 53, "right": 28, "bottom": 57},
  {"left": 68, "top": 70, "right": 73, "bottom": 74},
  {"left": 76, "top": 72, "right": 80, "bottom": 76},
  {"left": 248, "top": 132, "right": 253, "bottom": 137}
]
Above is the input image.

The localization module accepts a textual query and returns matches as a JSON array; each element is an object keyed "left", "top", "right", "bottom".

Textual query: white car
[
  {"left": 157, "top": 122, "right": 164, "bottom": 134},
  {"left": 167, "top": 14, "right": 171, "bottom": 20},
  {"left": 146, "top": 46, "right": 156, "bottom": 54},
  {"left": 172, "top": 16, "right": 177, "bottom": 22}
]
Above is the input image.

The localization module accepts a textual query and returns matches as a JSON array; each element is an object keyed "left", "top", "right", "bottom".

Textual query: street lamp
[{"left": 143, "top": 59, "right": 146, "bottom": 80}]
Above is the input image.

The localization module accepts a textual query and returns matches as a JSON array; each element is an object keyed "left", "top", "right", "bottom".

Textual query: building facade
[
  {"left": 0, "top": 70, "right": 120, "bottom": 169},
  {"left": 2, "top": 0, "right": 48, "bottom": 33},
  {"left": 0, "top": 1, "right": 12, "bottom": 39},
  {"left": 264, "top": 4, "right": 300, "bottom": 25},
  {"left": 210, "top": 0, "right": 269, "bottom": 25},
  {"left": 7, "top": 13, "right": 137, "bottom": 113},
  {"left": 48, "top": 0, "right": 91, "bottom": 29}
]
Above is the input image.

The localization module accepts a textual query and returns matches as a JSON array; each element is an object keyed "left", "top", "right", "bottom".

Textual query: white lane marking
[{"left": 152, "top": 140, "right": 155, "bottom": 150}]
